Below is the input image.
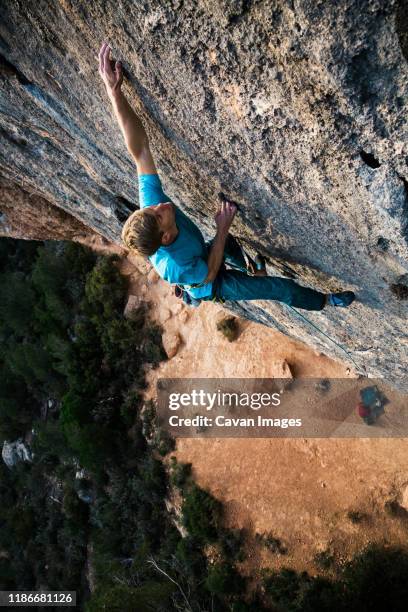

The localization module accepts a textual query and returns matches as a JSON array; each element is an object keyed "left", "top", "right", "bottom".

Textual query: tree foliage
[{"left": 1, "top": 238, "right": 407, "bottom": 612}]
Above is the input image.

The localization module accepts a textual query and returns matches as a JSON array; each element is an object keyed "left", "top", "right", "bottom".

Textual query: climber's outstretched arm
[{"left": 98, "top": 42, "right": 157, "bottom": 175}]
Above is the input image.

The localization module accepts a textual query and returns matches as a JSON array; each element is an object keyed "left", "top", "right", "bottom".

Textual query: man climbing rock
[{"left": 99, "top": 43, "right": 355, "bottom": 311}]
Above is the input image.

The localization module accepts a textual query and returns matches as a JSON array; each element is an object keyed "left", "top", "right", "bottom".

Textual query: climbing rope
[{"left": 287, "top": 304, "right": 367, "bottom": 376}]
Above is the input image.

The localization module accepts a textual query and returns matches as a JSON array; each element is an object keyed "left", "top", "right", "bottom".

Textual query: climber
[{"left": 98, "top": 42, "right": 356, "bottom": 311}]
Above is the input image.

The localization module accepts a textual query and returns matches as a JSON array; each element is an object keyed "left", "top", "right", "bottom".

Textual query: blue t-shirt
[{"left": 138, "top": 173, "right": 213, "bottom": 299}]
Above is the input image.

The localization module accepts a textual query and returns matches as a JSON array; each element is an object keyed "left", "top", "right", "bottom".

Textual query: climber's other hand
[{"left": 98, "top": 42, "right": 123, "bottom": 97}]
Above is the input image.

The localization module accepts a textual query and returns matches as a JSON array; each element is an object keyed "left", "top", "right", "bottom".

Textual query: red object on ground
[{"left": 357, "top": 402, "right": 371, "bottom": 418}]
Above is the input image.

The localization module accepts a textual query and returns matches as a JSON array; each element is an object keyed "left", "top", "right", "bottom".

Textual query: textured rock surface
[
  {"left": 0, "top": 177, "right": 93, "bottom": 241},
  {"left": 0, "top": 1, "right": 407, "bottom": 385},
  {"left": 162, "top": 330, "right": 182, "bottom": 359},
  {"left": 123, "top": 294, "right": 143, "bottom": 318},
  {"left": 2, "top": 439, "right": 32, "bottom": 468}
]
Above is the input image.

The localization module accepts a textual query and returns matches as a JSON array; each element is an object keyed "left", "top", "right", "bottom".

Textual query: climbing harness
[
  {"left": 172, "top": 236, "right": 254, "bottom": 308},
  {"left": 174, "top": 284, "right": 201, "bottom": 307},
  {"left": 174, "top": 282, "right": 225, "bottom": 307}
]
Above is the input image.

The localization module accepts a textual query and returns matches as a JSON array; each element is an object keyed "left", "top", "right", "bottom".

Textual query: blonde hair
[{"left": 121, "top": 209, "right": 163, "bottom": 257}]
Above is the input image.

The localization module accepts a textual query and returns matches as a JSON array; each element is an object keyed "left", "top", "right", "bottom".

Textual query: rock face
[
  {"left": 2, "top": 439, "right": 32, "bottom": 468},
  {"left": 272, "top": 359, "right": 293, "bottom": 379},
  {"left": 0, "top": 1, "right": 407, "bottom": 386},
  {"left": 124, "top": 295, "right": 143, "bottom": 318},
  {"left": 272, "top": 359, "right": 294, "bottom": 392},
  {"left": 162, "top": 331, "right": 182, "bottom": 359},
  {"left": 0, "top": 177, "right": 93, "bottom": 241}
]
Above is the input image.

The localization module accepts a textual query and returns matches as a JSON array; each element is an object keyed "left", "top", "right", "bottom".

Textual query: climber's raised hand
[
  {"left": 98, "top": 42, "right": 123, "bottom": 98},
  {"left": 214, "top": 199, "right": 237, "bottom": 234}
]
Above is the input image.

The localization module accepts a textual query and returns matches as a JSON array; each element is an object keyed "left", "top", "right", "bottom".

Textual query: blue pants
[{"left": 204, "top": 236, "right": 326, "bottom": 311}]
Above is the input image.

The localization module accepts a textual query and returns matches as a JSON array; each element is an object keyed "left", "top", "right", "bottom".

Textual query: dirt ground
[{"left": 85, "top": 234, "right": 408, "bottom": 576}]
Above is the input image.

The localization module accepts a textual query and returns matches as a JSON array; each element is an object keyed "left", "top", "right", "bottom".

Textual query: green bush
[
  {"left": 62, "top": 485, "right": 89, "bottom": 525},
  {"left": 219, "top": 528, "right": 246, "bottom": 563},
  {"left": 62, "top": 422, "right": 114, "bottom": 474},
  {"left": 263, "top": 545, "right": 408, "bottom": 612},
  {"left": 60, "top": 390, "right": 91, "bottom": 427},
  {"left": 0, "top": 364, "right": 35, "bottom": 440},
  {"left": 153, "top": 428, "right": 176, "bottom": 456},
  {"left": 314, "top": 550, "right": 336, "bottom": 570},
  {"left": 119, "top": 391, "right": 141, "bottom": 428},
  {"left": 263, "top": 568, "right": 337, "bottom": 612},
  {"left": 182, "top": 484, "right": 222, "bottom": 543},
  {"left": 256, "top": 532, "right": 287, "bottom": 555},
  {"left": 84, "top": 255, "right": 127, "bottom": 326},
  {"left": 342, "top": 545, "right": 408, "bottom": 611},
  {"left": 85, "top": 582, "right": 175, "bottom": 612},
  {"left": 169, "top": 457, "right": 192, "bottom": 489},
  {"left": 0, "top": 270, "right": 36, "bottom": 335},
  {"left": 31, "top": 419, "right": 73, "bottom": 465},
  {"left": 205, "top": 562, "right": 243, "bottom": 596},
  {"left": 216, "top": 315, "right": 239, "bottom": 342}
]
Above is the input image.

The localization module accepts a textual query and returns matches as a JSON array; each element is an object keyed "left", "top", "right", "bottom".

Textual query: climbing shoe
[
  {"left": 255, "top": 254, "right": 266, "bottom": 272},
  {"left": 327, "top": 291, "right": 356, "bottom": 307}
]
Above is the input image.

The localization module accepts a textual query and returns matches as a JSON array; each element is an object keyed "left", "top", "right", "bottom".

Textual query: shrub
[
  {"left": 216, "top": 315, "right": 239, "bottom": 342},
  {"left": 84, "top": 255, "right": 127, "bottom": 325},
  {"left": 314, "top": 550, "right": 336, "bottom": 570},
  {"left": 169, "top": 457, "right": 192, "bottom": 489},
  {"left": 62, "top": 485, "right": 89, "bottom": 525},
  {"left": 153, "top": 428, "right": 176, "bottom": 456},
  {"left": 85, "top": 582, "right": 175, "bottom": 612},
  {"left": 62, "top": 422, "right": 114, "bottom": 474},
  {"left": 342, "top": 545, "right": 408, "bottom": 611},
  {"left": 0, "top": 270, "right": 36, "bottom": 334},
  {"left": 263, "top": 568, "right": 337, "bottom": 612},
  {"left": 256, "top": 532, "right": 287, "bottom": 555},
  {"left": 346, "top": 510, "right": 368, "bottom": 524},
  {"left": 219, "top": 528, "right": 246, "bottom": 563},
  {"left": 263, "top": 545, "right": 408, "bottom": 612},
  {"left": 182, "top": 485, "right": 222, "bottom": 543},
  {"left": 205, "top": 562, "right": 243, "bottom": 597}
]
